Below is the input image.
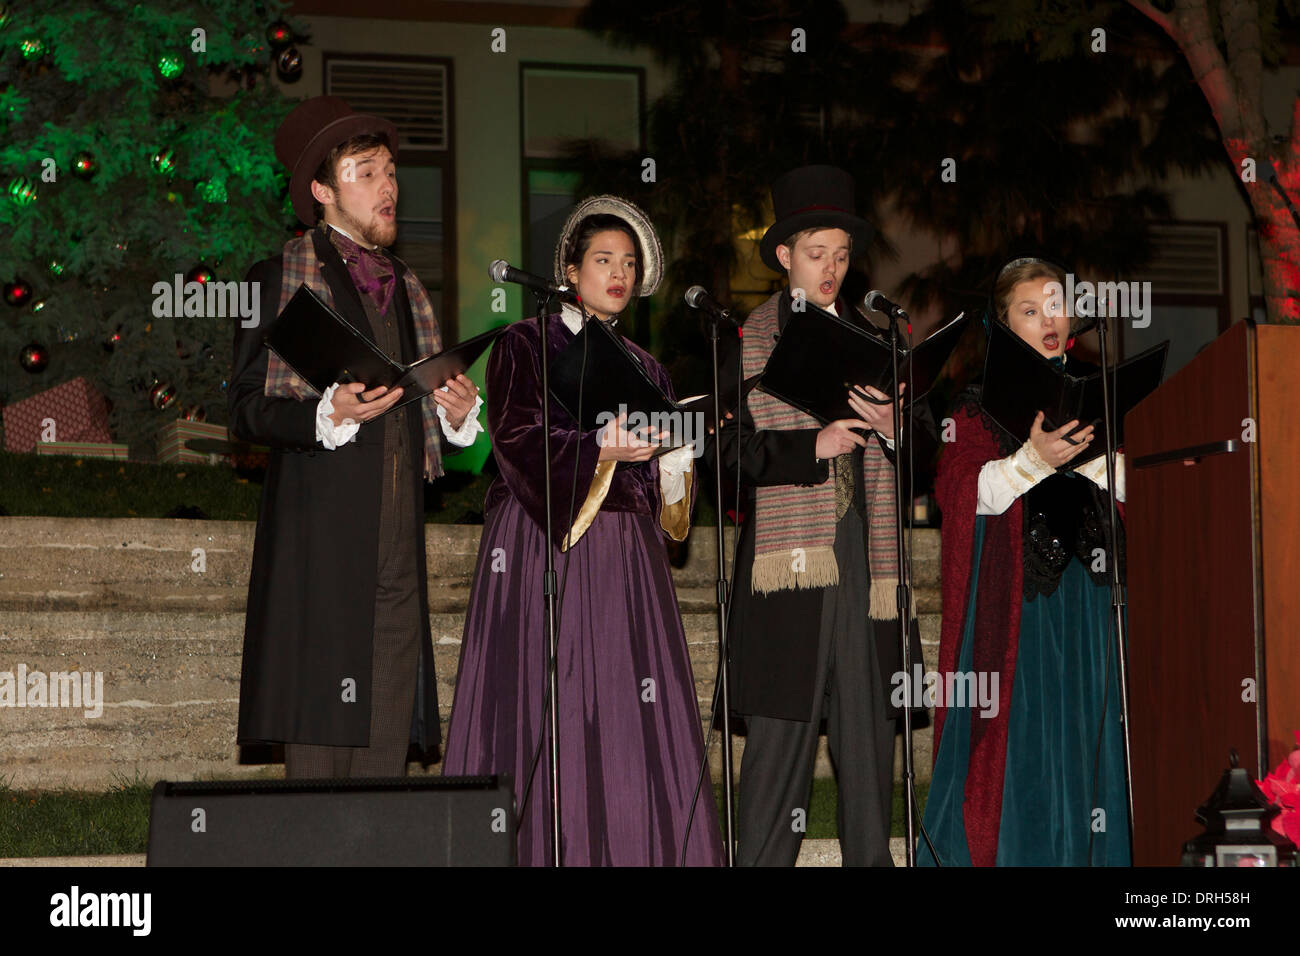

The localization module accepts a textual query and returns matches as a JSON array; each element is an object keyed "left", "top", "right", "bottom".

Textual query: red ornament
[
  {"left": 184, "top": 264, "right": 215, "bottom": 285},
  {"left": 72, "top": 151, "right": 97, "bottom": 180},
  {"left": 19, "top": 342, "right": 49, "bottom": 373},
  {"left": 5, "top": 278, "right": 33, "bottom": 306},
  {"left": 266, "top": 21, "right": 293, "bottom": 48}
]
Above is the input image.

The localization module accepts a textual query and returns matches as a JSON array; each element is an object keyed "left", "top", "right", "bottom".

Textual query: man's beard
[{"left": 335, "top": 198, "right": 398, "bottom": 248}]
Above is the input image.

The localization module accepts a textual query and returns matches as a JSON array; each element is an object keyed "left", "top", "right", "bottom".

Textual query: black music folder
[
  {"left": 264, "top": 284, "right": 506, "bottom": 414},
  {"left": 758, "top": 300, "right": 969, "bottom": 425},
  {"left": 980, "top": 318, "right": 1168, "bottom": 465},
  {"left": 548, "top": 315, "right": 737, "bottom": 455}
]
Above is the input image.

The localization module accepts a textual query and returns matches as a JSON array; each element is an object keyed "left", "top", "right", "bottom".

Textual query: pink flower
[{"left": 1255, "top": 731, "right": 1300, "bottom": 847}]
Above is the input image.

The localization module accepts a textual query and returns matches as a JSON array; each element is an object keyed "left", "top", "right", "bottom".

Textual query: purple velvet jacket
[{"left": 483, "top": 313, "right": 685, "bottom": 539}]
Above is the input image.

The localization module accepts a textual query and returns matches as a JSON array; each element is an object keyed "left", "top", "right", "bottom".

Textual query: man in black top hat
[
  {"left": 230, "top": 96, "right": 481, "bottom": 778},
  {"left": 705, "top": 165, "right": 918, "bottom": 866}
]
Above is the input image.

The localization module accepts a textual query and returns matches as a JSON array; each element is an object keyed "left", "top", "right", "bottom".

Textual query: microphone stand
[
  {"left": 704, "top": 313, "right": 737, "bottom": 866},
  {"left": 1094, "top": 310, "right": 1136, "bottom": 859},
  {"left": 883, "top": 306, "right": 919, "bottom": 866},
  {"left": 533, "top": 288, "right": 563, "bottom": 867}
]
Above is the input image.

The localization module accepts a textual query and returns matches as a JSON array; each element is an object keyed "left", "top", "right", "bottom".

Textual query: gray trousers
[
  {"left": 284, "top": 413, "right": 421, "bottom": 779},
  {"left": 737, "top": 508, "right": 895, "bottom": 866}
]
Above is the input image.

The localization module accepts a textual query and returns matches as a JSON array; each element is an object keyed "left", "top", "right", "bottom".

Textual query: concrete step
[
  {"left": 0, "top": 517, "right": 944, "bottom": 791},
  {"left": 0, "top": 518, "right": 941, "bottom": 610}
]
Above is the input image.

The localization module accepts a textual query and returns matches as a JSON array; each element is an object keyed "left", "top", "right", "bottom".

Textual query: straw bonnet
[{"left": 553, "top": 195, "right": 664, "bottom": 297}]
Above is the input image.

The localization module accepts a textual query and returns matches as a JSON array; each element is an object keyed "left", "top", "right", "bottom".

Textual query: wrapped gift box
[
  {"left": 35, "top": 441, "right": 129, "bottom": 460},
  {"left": 157, "top": 419, "right": 231, "bottom": 465},
  {"left": 2, "top": 377, "right": 112, "bottom": 452}
]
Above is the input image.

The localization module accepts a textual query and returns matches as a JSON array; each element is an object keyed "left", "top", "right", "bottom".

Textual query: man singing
[{"left": 230, "top": 96, "right": 481, "bottom": 778}]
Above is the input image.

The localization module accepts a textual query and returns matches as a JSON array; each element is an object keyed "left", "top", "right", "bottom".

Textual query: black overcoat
[
  {"left": 229, "top": 229, "right": 441, "bottom": 753},
  {"left": 703, "top": 292, "right": 923, "bottom": 723}
]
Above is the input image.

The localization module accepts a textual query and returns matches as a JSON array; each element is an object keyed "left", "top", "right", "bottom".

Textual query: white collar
[
  {"left": 559, "top": 301, "right": 620, "bottom": 335},
  {"left": 560, "top": 302, "right": 584, "bottom": 335}
]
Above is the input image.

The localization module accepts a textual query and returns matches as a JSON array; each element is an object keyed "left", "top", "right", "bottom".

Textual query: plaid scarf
[
  {"left": 745, "top": 291, "right": 901, "bottom": 619},
  {"left": 263, "top": 225, "right": 445, "bottom": 480}
]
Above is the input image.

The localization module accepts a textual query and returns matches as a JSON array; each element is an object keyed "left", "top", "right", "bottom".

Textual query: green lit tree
[{"left": 0, "top": 0, "right": 308, "bottom": 451}]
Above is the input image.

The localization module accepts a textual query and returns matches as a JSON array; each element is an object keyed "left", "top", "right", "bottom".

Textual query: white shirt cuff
[
  {"left": 657, "top": 445, "right": 694, "bottom": 506},
  {"left": 1074, "top": 451, "right": 1126, "bottom": 503},
  {"left": 316, "top": 383, "right": 360, "bottom": 450},
  {"left": 880, "top": 433, "right": 895, "bottom": 451},
  {"left": 437, "top": 388, "right": 484, "bottom": 447},
  {"left": 976, "top": 440, "right": 1055, "bottom": 515}
]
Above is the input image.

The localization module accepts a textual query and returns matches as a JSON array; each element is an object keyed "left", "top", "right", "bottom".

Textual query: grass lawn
[
  {"left": 0, "top": 780, "right": 154, "bottom": 858},
  {"left": 0, "top": 777, "right": 927, "bottom": 858}
]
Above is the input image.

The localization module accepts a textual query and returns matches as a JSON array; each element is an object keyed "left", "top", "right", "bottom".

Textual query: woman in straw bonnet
[{"left": 444, "top": 196, "right": 723, "bottom": 866}]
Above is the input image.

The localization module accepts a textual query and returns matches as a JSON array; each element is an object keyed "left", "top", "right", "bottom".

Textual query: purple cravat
[{"left": 329, "top": 227, "right": 396, "bottom": 316}]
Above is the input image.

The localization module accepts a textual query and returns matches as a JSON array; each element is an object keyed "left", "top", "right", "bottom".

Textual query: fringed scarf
[{"left": 744, "top": 291, "right": 903, "bottom": 620}]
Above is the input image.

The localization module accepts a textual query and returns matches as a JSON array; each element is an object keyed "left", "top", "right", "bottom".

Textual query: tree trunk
[{"left": 1128, "top": 0, "right": 1298, "bottom": 322}]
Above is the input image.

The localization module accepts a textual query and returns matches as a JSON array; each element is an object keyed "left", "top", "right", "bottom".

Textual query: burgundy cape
[{"left": 932, "top": 399, "right": 1023, "bottom": 868}]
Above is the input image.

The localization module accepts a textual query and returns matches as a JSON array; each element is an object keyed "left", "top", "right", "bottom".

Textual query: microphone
[
  {"left": 489, "top": 260, "right": 577, "bottom": 301},
  {"left": 685, "top": 285, "right": 739, "bottom": 327},
  {"left": 864, "top": 290, "right": 908, "bottom": 321}
]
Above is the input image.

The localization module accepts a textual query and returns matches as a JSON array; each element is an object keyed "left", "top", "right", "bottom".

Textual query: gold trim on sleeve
[
  {"left": 560, "top": 460, "right": 617, "bottom": 551},
  {"left": 659, "top": 490, "right": 691, "bottom": 542}
]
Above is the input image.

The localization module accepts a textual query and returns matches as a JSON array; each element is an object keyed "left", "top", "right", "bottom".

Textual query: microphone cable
[
  {"left": 516, "top": 295, "right": 595, "bottom": 853},
  {"left": 682, "top": 320, "right": 745, "bottom": 866}
]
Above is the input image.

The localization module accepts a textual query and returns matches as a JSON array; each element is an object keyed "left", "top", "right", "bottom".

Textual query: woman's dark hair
[{"left": 562, "top": 214, "right": 643, "bottom": 294}]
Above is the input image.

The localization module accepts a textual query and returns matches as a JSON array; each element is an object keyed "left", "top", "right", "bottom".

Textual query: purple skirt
[{"left": 443, "top": 494, "right": 724, "bottom": 866}]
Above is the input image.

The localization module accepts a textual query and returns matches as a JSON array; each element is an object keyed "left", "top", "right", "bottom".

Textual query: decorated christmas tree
[{"left": 0, "top": 0, "right": 309, "bottom": 452}]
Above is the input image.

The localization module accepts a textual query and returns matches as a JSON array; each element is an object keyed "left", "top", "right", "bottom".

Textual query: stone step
[
  {"left": 1, "top": 604, "right": 939, "bottom": 790},
  {"left": 0, "top": 518, "right": 942, "bottom": 611},
  {"left": 0, "top": 517, "right": 945, "bottom": 791}
]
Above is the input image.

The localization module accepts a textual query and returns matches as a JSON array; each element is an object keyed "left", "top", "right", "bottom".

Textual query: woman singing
[
  {"left": 919, "top": 256, "right": 1129, "bottom": 866},
  {"left": 443, "top": 196, "right": 724, "bottom": 866}
]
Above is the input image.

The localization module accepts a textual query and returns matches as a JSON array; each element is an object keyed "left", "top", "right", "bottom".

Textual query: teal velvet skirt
[{"left": 918, "top": 517, "right": 1130, "bottom": 866}]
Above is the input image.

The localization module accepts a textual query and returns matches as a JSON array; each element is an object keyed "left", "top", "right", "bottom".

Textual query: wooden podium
[{"left": 1126, "top": 320, "right": 1300, "bottom": 865}]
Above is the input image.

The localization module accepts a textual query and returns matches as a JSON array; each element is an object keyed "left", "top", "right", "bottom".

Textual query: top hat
[
  {"left": 759, "top": 165, "right": 873, "bottom": 272},
  {"left": 275, "top": 95, "right": 399, "bottom": 226},
  {"left": 553, "top": 195, "right": 664, "bottom": 297}
]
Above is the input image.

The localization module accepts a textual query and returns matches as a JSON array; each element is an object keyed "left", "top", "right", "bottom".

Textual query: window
[
  {"left": 518, "top": 64, "right": 644, "bottom": 292},
  {"left": 323, "top": 54, "right": 457, "bottom": 338}
]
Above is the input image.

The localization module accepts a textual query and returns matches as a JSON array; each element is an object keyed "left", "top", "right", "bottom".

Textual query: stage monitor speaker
[{"left": 146, "top": 774, "right": 515, "bottom": 866}]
